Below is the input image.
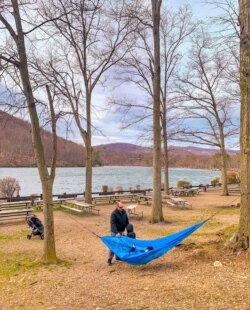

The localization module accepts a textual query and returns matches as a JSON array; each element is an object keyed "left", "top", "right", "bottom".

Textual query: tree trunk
[
  {"left": 42, "top": 180, "right": 57, "bottom": 263},
  {"left": 84, "top": 91, "right": 92, "bottom": 204},
  {"left": 11, "top": 0, "right": 57, "bottom": 262},
  {"left": 84, "top": 136, "right": 93, "bottom": 203},
  {"left": 232, "top": 0, "right": 250, "bottom": 250},
  {"left": 163, "top": 139, "right": 169, "bottom": 195},
  {"left": 162, "top": 109, "right": 169, "bottom": 195},
  {"left": 151, "top": 0, "right": 164, "bottom": 223},
  {"left": 220, "top": 140, "right": 229, "bottom": 196}
]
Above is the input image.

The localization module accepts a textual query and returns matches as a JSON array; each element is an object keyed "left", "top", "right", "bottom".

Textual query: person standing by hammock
[{"left": 107, "top": 201, "right": 129, "bottom": 266}]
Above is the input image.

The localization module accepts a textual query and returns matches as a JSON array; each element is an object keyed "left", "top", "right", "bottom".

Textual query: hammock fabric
[{"left": 101, "top": 220, "right": 206, "bottom": 265}]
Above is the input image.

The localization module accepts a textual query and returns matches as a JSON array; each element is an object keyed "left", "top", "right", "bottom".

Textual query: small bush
[
  {"left": 0, "top": 177, "right": 20, "bottom": 197},
  {"left": 227, "top": 172, "right": 240, "bottom": 184},
  {"left": 177, "top": 180, "right": 190, "bottom": 188},
  {"left": 211, "top": 177, "right": 220, "bottom": 186}
]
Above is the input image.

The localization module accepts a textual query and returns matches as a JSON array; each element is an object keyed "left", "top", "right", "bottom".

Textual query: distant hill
[
  {"left": 95, "top": 143, "right": 151, "bottom": 153},
  {"left": 173, "top": 146, "right": 238, "bottom": 155},
  {"left": 0, "top": 111, "right": 239, "bottom": 168},
  {"left": 0, "top": 111, "right": 84, "bottom": 167}
]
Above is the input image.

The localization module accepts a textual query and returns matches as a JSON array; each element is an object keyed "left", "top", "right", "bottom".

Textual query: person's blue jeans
[{"left": 108, "top": 232, "right": 123, "bottom": 262}]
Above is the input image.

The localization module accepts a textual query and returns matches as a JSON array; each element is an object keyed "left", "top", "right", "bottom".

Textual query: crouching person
[{"left": 107, "top": 201, "right": 129, "bottom": 266}]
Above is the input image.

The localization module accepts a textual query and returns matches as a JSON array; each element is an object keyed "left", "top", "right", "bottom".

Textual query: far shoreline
[{"left": 0, "top": 165, "right": 222, "bottom": 170}]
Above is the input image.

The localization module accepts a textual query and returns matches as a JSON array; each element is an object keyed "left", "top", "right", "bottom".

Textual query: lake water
[{"left": 0, "top": 167, "right": 220, "bottom": 196}]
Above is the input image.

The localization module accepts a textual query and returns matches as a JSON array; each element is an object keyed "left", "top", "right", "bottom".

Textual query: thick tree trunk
[
  {"left": 231, "top": 0, "right": 250, "bottom": 250},
  {"left": 151, "top": 0, "right": 164, "bottom": 223}
]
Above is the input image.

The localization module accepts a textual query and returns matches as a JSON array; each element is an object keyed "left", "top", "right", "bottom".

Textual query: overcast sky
[
  {"left": 79, "top": 0, "right": 239, "bottom": 148},
  {"left": 0, "top": 0, "right": 239, "bottom": 148}
]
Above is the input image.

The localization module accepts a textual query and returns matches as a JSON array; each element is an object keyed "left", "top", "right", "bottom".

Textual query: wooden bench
[
  {"left": 126, "top": 205, "right": 143, "bottom": 219},
  {"left": 0, "top": 208, "right": 34, "bottom": 221},
  {"left": 138, "top": 195, "right": 152, "bottom": 205},
  {"left": 0, "top": 200, "right": 32, "bottom": 210},
  {"left": 60, "top": 205, "right": 84, "bottom": 213},
  {"left": 164, "top": 197, "right": 192, "bottom": 209},
  {"left": 165, "top": 201, "right": 176, "bottom": 207},
  {"left": 115, "top": 194, "right": 139, "bottom": 202},
  {"left": 61, "top": 202, "right": 100, "bottom": 215},
  {"left": 228, "top": 189, "right": 240, "bottom": 196},
  {"left": 92, "top": 195, "right": 116, "bottom": 205},
  {"left": 35, "top": 199, "right": 66, "bottom": 209}
]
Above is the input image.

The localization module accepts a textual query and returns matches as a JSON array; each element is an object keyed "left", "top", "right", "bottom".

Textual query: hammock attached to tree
[{"left": 101, "top": 220, "right": 206, "bottom": 265}]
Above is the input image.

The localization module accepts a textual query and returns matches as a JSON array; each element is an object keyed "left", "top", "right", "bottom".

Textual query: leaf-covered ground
[{"left": 0, "top": 190, "right": 249, "bottom": 310}]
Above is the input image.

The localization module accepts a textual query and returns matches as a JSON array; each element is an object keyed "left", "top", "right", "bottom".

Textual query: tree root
[{"left": 226, "top": 233, "right": 250, "bottom": 251}]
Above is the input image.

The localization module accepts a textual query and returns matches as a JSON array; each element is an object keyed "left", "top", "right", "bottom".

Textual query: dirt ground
[{"left": 0, "top": 190, "right": 249, "bottom": 310}]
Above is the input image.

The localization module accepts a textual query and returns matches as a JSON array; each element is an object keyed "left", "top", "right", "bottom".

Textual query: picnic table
[
  {"left": 166, "top": 197, "right": 192, "bottom": 209},
  {"left": 92, "top": 193, "right": 139, "bottom": 205},
  {"left": 115, "top": 193, "right": 139, "bottom": 202},
  {"left": 126, "top": 204, "right": 143, "bottom": 219},
  {"left": 137, "top": 195, "right": 152, "bottom": 205},
  {"left": 92, "top": 195, "right": 117, "bottom": 204},
  {"left": 170, "top": 188, "right": 199, "bottom": 197},
  {"left": 61, "top": 201, "right": 100, "bottom": 215}
]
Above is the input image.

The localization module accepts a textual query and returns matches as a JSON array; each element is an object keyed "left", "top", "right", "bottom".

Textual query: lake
[{"left": 0, "top": 167, "right": 220, "bottom": 196}]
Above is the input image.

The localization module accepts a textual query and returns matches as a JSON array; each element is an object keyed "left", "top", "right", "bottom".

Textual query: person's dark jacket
[
  {"left": 127, "top": 231, "right": 136, "bottom": 239},
  {"left": 126, "top": 223, "right": 136, "bottom": 239},
  {"left": 110, "top": 208, "right": 129, "bottom": 234}
]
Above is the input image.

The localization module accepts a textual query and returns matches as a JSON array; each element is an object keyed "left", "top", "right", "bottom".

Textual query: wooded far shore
[{"left": 0, "top": 111, "right": 239, "bottom": 169}]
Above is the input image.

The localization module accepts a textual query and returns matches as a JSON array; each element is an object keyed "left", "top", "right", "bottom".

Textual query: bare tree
[
  {"left": 160, "top": 6, "right": 197, "bottom": 194},
  {"left": 175, "top": 30, "right": 239, "bottom": 195},
  {"left": 111, "top": 5, "right": 196, "bottom": 196},
  {"left": 206, "top": 0, "right": 240, "bottom": 98},
  {"left": 0, "top": 0, "right": 60, "bottom": 263},
  {"left": 39, "top": 0, "right": 137, "bottom": 203},
  {"left": 151, "top": 0, "right": 163, "bottom": 222},
  {"left": 0, "top": 177, "right": 20, "bottom": 197}
]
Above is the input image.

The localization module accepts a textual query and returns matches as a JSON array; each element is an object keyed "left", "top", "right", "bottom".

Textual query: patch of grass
[
  {"left": 64, "top": 201, "right": 75, "bottom": 207},
  {"left": 0, "top": 252, "right": 41, "bottom": 278},
  {"left": 0, "top": 230, "right": 27, "bottom": 244},
  {"left": 0, "top": 252, "right": 72, "bottom": 279},
  {"left": 53, "top": 204, "right": 63, "bottom": 211},
  {"left": 58, "top": 206, "right": 91, "bottom": 217},
  {"left": 33, "top": 206, "right": 42, "bottom": 212},
  {"left": 42, "top": 259, "right": 72, "bottom": 268},
  {"left": 216, "top": 224, "right": 238, "bottom": 241},
  {"left": 205, "top": 221, "right": 223, "bottom": 228},
  {"left": 214, "top": 208, "right": 240, "bottom": 215},
  {"left": 192, "top": 231, "right": 219, "bottom": 239},
  {"left": 57, "top": 259, "right": 72, "bottom": 268}
]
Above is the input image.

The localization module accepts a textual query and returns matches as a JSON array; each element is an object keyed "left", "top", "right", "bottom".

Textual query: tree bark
[
  {"left": 162, "top": 103, "right": 169, "bottom": 195},
  {"left": 151, "top": 0, "right": 164, "bottom": 223},
  {"left": 42, "top": 180, "right": 56, "bottom": 262},
  {"left": 220, "top": 140, "right": 229, "bottom": 196},
  {"left": 84, "top": 89, "right": 93, "bottom": 204},
  {"left": 232, "top": 0, "right": 250, "bottom": 250}
]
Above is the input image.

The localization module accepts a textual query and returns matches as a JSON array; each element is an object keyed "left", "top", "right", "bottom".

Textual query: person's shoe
[{"left": 107, "top": 258, "right": 112, "bottom": 266}]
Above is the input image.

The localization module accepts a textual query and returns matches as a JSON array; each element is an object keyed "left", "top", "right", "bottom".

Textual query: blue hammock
[{"left": 101, "top": 221, "right": 206, "bottom": 265}]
